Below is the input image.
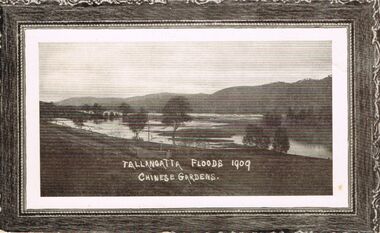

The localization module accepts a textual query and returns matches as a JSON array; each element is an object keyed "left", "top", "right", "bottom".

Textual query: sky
[{"left": 39, "top": 41, "right": 332, "bottom": 102}]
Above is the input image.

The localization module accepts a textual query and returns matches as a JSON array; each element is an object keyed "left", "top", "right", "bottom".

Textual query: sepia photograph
[
  {"left": 22, "top": 27, "right": 349, "bottom": 210},
  {"left": 1, "top": 0, "right": 375, "bottom": 230},
  {"left": 39, "top": 41, "right": 333, "bottom": 196}
]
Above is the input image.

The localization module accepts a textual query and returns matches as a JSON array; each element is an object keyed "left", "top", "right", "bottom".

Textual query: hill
[
  {"left": 207, "top": 76, "right": 331, "bottom": 114},
  {"left": 55, "top": 76, "right": 332, "bottom": 114}
]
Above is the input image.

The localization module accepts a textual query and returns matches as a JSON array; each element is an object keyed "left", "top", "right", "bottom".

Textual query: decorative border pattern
[
  {"left": 0, "top": 0, "right": 375, "bottom": 6},
  {"left": 373, "top": 0, "right": 380, "bottom": 232},
  {"left": 0, "top": 0, "right": 368, "bottom": 6},
  {"left": 0, "top": 0, "right": 371, "bottom": 49},
  {"left": 0, "top": 0, "right": 167, "bottom": 6},
  {"left": 0, "top": 0, "right": 375, "bottom": 231},
  {"left": 331, "top": 0, "right": 371, "bottom": 3}
]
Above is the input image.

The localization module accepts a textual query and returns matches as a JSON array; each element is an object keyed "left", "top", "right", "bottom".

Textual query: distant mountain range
[{"left": 55, "top": 76, "right": 332, "bottom": 114}]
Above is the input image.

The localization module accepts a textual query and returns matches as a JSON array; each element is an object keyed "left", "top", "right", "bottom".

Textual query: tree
[
  {"left": 73, "top": 116, "right": 85, "bottom": 128},
  {"left": 263, "top": 113, "right": 282, "bottom": 128},
  {"left": 319, "top": 105, "right": 332, "bottom": 125},
  {"left": 127, "top": 107, "right": 148, "bottom": 139},
  {"left": 287, "top": 107, "right": 295, "bottom": 121},
  {"left": 242, "top": 124, "right": 270, "bottom": 149},
  {"left": 92, "top": 103, "right": 104, "bottom": 118},
  {"left": 297, "top": 109, "right": 307, "bottom": 121},
  {"left": 119, "top": 102, "right": 134, "bottom": 116},
  {"left": 161, "top": 96, "right": 192, "bottom": 145},
  {"left": 82, "top": 104, "right": 92, "bottom": 112},
  {"left": 272, "top": 127, "right": 290, "bottom": 153},
  {"left": 109, "top": 111, "right": 115, "bottom": 121}
]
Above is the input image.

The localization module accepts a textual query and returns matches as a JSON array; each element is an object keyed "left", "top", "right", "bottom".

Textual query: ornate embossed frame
[{"left": 0, "top": 0, "right": 376, "bottom": 232}]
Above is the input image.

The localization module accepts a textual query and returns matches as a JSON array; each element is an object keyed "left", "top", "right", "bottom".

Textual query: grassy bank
[{"left": 40, "top": 121, "right": 332, "bottom": 196}]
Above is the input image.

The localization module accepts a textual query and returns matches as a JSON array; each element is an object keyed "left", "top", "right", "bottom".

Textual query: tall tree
[
  {"left": 127, "top": 107, "right": 148, "bottom": 139},
  {"left": 287, "top": 107, "right": 295, "bottom": 121},
  {"left": 272, "top": 127, "right": 290, "bottom": 153},
  {"left": 161, "top": 96, "right": 192, "bottom": 145},
  {"left": 92, "top": 103, "right": 104, "bottom": 118},
  {"left": 242, "top": 124, "right": 270, "bottom": 149},
  {"left": 119, "top": 102, "right": 134, "bottom": 116},
  {"left": 263, "top": 113, "right": 282, "bottom": 128}
]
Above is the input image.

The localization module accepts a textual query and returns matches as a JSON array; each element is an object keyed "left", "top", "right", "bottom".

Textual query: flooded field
[{"left": 51, "top": 113, "right": 332, "bottom": 159}]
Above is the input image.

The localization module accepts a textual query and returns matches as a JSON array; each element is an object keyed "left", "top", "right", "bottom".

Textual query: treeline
[
  {"left": 40, "top": 96, "right": 194, "bottom": 144},
  {"left": 242, "top": 106, "right": 331, "bottom": 154},
  {"left": 40, "top": 101, "right": 137, "bottom": 120},
  {"left": 41, "top": 101, "right": 149, "bottom": 140},
  {"left": 243, "top": 114, "right": 290, "bottom": 153},
  {"left": 286, "top": 106, "right": 332, "bottom": 126},
  {"left": 40, "top": 102, "right": 87, "bottom": 120}
]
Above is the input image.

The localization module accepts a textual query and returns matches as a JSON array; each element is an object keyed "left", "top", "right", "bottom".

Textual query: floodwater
[{"left": 51, "top": 113, "right": 332, "bottom": 159}]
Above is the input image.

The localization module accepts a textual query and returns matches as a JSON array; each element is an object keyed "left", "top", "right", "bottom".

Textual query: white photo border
[{"left": 21, "top": 24, "right": 352, "bottom": 212}]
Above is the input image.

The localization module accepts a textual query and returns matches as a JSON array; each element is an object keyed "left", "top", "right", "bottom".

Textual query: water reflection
[{"left": 52, "top": 113, "right": 332, "bottom": 160}]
